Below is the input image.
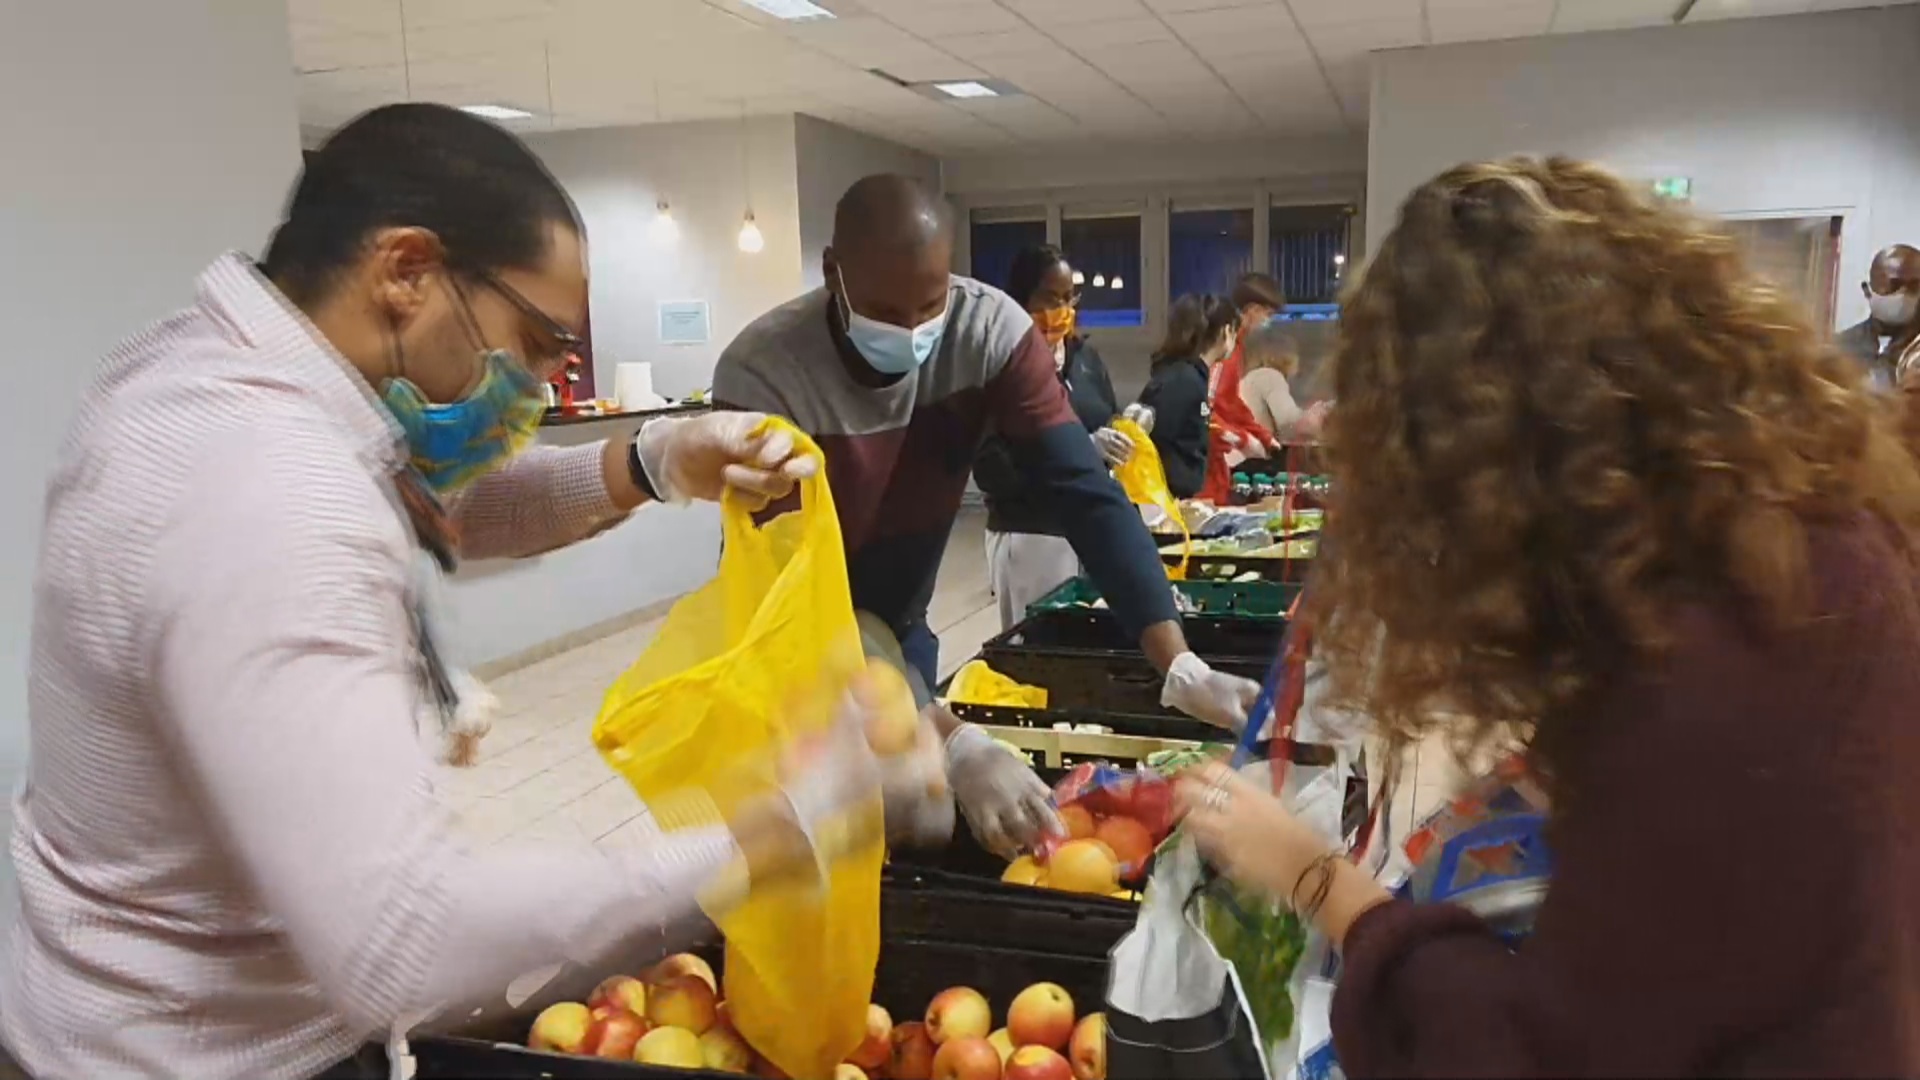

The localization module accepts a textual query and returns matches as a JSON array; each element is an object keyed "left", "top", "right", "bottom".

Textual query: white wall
[
  {"left": 0, "top": 0, "right": 302, "bottom": 886},
  {"left": 441, "top": 117, "right": 811, "bottom": 667},
  {"left": 528, "top": 117, "right": 809, "bottom": 400},
  {"left": 794, "top": 114, "right": 942, "bottom": 290},
  {"left": 1367, "top": 6, "right": 1920, "bottom": 329}
]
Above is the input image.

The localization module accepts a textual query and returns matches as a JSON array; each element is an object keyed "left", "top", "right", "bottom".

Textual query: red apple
[
  {"left": 891, "top": 1021, "right": 938, "bottom": 1080},
  {"left": 933, "top": 1035, "right": 1004, "bottom": 1080},
  {"left": 1068, "top": 1014, "right": 1105, "bottom": 1080},
  {"left": 1006, "top": 983, "right": 1075, "bottom": 1050},
  {"left": 582, "top": 1006, "right": 648, "bottom": 1059},
  {"left": 646, "top": 974, "right": 719, "bottom": 1034},
  {"left": 587, "top": 975, "right": 648, "bottom": 1017},
  {"left": 1005, "top": 1045, "right": 1074, "bottom": 1080},
  {"left": 847, "top": 1003, "right": 893, "bottom": 1071},
  {"left": 644, "top": 952, "right": 718, "bottom": 993},
  {"left": 925, "top": 986, "right": 992, "bottom": 1044},
  {"left": 527, "top": 1001, "right": 591, "bottom": 1053}
]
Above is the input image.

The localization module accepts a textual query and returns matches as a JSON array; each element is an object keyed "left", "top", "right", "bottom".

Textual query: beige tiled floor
[{"left": 443, "top": 508, "right": 1462, "bottom": 847}]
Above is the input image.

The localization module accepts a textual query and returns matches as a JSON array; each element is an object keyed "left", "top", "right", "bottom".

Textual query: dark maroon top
[{"left": 1332, "top": 522, "right": 1920, "bottom": 1078}]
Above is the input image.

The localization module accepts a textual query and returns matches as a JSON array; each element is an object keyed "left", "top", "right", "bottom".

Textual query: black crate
[
  {"left": 976, "top": 609, "right": 1280, "bottom": 717},
  {"left": 402, "top": 872, "right": 1126, "bottom": 1079}
]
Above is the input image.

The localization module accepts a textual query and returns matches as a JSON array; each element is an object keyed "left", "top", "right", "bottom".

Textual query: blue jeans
[{"left": 899, "top": 620, "right": 940, "bottom": 695}]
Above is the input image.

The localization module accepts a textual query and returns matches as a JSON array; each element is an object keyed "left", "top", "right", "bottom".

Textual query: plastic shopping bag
[
  {"left": 1110, "top": 415, "right": 1190, "bottom": 578},
  {"left": 590, "top": 419, "right": 877, "bottom": 1080},
  {"left": 1108, "top": 837, "right": 1274, "bottom": 1080},
  {"left": 945, "top": 658, "right": 1049, "bottom": 709}
]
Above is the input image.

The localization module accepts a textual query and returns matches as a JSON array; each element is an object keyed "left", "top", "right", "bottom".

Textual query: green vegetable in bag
[{"left": 1197, "top": 876, "right": 1309, "bottom": 1044}]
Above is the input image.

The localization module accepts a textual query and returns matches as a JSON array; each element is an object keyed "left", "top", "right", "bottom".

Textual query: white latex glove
[
  {"left": 634, "top": 411, "right": 818, "bottom": 507},
  {"left": 1092, "top": 426, "right": 1136, "bottom": 467},
  {"left": 946, "top": 722, "right": 1062, "bottom": 859},
  {"left": 1160, "top": 651, "right": 1261, "bottom": 734}
]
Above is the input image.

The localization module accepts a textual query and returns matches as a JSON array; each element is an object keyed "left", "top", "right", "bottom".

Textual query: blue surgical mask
[
  {"left": 836, "top": 267, "right": 948, "bottom": 375},
  {"left": 382, "top": 349, "right": 545, "bottom": 493}
]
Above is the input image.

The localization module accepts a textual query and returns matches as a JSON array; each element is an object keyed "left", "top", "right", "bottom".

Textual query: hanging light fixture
[
  {"left": 1110, "top": 275, "right": 1125, "bottom": 289},
  {"left": 651, "top": 199, "right": 679, "bottom": 244},
  {"left": 733, "top": 102, "right": 764, "bottom": 256},
  {"left": 1071, "top": 270, "right": 1085, "bottom": 286},
  {"left": 1092, "top": 273, "right": 1107, "bottom": 288},
  {"left": 738, "top": 212, "right": 765, "bottom": 253}
]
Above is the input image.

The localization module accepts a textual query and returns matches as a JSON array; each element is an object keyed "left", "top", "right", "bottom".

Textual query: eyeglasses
[{"left": 477, "top": 270, "right": 583, "bottom": 376}]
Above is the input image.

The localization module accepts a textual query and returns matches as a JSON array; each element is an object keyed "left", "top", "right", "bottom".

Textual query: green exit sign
[{"left": 1651, "top": 177, "right": 1693, "bottom": 202}]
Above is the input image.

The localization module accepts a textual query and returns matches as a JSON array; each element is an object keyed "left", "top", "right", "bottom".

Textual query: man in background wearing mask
[
  {"left": 712, "top": 175, "right": 1260, "bottom": 860},
  {"left": 1839, "top": 243, "right": 1920, "bottom": 391},
  {"left": 2, "top": 105, "right": 944, "bottom": 1080}
]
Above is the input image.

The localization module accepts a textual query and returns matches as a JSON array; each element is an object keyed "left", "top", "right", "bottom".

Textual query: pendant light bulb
[
  {"left": 1110, "top": 275, "right": 1125, "bottom": 290},
  {"left": 1092, "top": 273, "right": 1107, "bottom": 288},
  {"left": 1071, "top": 269, "right": 1085, "bottom": 286},
  {"left": 651, "top": 199, "right": 678, "bottom": 244},
  {"left": 737, "top": 212, "right": 765, "bottom": 254}
]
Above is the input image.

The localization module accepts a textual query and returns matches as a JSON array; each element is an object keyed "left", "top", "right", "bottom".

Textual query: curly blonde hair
[{"left": 1312, "top": 157, "right": 1920, "bottom": 779}]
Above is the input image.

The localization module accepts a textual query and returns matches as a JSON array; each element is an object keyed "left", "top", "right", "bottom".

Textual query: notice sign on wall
[{"left": 659, "top": 300, "right": 711, "bottom": 346}]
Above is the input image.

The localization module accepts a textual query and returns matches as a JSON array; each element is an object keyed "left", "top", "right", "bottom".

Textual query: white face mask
[{"left": 1868, "top": 288, "right": 1918, "bottom": 329}]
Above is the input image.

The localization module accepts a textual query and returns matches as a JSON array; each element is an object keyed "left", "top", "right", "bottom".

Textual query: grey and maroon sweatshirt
[{"left": 713, "top": 276, "right": 1175, "bottom": 681}]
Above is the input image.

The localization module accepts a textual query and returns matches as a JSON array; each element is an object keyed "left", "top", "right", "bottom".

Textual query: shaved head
[
  {"left": 1872, "top": 244, "right": 1920, "bottom": 284},
  {"left": 832, "top": 174, "right": 948, "bottom": 254},
  {"left": 825, "top": 174, "right": 954, "bottom": 335}
]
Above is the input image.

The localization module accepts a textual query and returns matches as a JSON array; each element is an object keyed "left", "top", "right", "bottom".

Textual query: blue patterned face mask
[{"left": 382, "top": 349, "right": 544, "bottom": 493}]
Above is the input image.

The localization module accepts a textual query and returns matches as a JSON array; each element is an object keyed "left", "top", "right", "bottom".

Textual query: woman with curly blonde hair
[{"left": 1176, "top": 157, "right": 1920, "bottom": 1076}]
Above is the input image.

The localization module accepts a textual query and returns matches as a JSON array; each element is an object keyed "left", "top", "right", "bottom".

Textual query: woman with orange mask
[{"left": 975, "top": 244, "right": 1130, "bottom": 628}]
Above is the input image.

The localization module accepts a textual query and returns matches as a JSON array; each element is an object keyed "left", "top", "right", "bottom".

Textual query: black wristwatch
[{"left": 626, "top": 437, "right": 663, "bottom": 502}]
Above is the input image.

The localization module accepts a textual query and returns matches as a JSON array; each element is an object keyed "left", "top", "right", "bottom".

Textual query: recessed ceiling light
[
  {"left": 933, "top": 81, "right": 998, "bottom": 99},
  {"left": 461, "top": 104, "right": 534, "bottom": 121},
  {"left": 742, "top": 0, "right": 835, "bottom": 20}
]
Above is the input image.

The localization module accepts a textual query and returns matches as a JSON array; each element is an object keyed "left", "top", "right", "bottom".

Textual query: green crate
[{"left": 1028, "top": 575, "right": 1303, "bottom": 619}]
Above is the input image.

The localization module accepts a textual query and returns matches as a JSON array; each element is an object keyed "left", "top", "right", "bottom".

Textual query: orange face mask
[{"left": 1035, "top": 305, "right": 1075, "bottom": 346}]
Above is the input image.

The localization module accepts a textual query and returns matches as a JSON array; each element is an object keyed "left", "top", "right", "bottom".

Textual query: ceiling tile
[
  {"left": 883, "top": 0, "right": 1027, "bottom": 37},
  {"left": 1287, "top": 0, "right": 1421, "bottom": 25},
  {"left": 1047, "top": 18, "right": 1177, "bottom": 47},
  {"left": 289, "top": 0, "right": 400, "bottom": 36},
  {"left": 938, "top": 29, "right": 1059, "bottom": 61},
  {"left": 1139, "top": 0, "right": 1271, "bottom": 14},
  {"left": 1548, "top": 0, "right": 1677, "bottom": 32},
  {"left": 1426, "top": 0, "right": 1554, "bottom": 43},
  {"left": 1003, "top": 0, "right": 1153, "bottom": 25}
]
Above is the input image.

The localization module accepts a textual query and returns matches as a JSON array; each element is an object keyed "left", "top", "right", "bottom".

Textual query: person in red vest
[{"left": 1200, "top": 272, "right": 1287, "bottom": 501}]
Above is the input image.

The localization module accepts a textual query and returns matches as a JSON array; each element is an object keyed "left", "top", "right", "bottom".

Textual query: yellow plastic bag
[
  {"left": 1110, "top": 416, "right": 1190, "bottom": 578},
  {"left": 946, "top": 659, "right": 1049, "bottom": 710},
  {"left": 591, "top": 419, "right": 877, "bottom": 1080}
]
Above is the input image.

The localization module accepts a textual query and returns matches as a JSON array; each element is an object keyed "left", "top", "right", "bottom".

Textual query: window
[
  {"left": 1169, "top": 205, "right": 1254, "bottom": 302},
  {"left": 968, "top": 208, "right": 1046, "bottom": 296},
  {"left": 1063, "top": 209, "right": 1143, "bottom": 328},
  {"left": 1269, "top": 203, "right": 1352, "bottom": 306}
]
